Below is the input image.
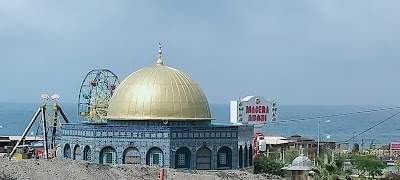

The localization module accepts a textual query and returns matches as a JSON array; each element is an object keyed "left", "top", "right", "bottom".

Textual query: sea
[{"left": 0, "top": 102, "right": 399, "bottom": 148}]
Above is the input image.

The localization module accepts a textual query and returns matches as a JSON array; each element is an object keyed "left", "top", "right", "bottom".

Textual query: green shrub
[{"left": 254, "top": 155, "right": 286, "bottom": 177}]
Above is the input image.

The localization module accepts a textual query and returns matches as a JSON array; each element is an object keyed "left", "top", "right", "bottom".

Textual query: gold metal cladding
[{"left": 107, "top": 65, "right": 212, "bottom": 120}]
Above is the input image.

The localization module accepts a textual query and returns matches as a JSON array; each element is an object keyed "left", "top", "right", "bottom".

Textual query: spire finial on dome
[
  {"left": 156, "top": 42, "right": 164, "bottom": 66},
  {"left": 299, "top": 148, "right": 304, "bottom": 156}
]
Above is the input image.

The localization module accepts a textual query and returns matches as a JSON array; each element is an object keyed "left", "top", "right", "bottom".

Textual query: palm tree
[{"left": 311, "top": 151, "right": 351, "bottom": 180}]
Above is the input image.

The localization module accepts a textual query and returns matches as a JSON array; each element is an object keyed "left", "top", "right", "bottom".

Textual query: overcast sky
[{"left": 0, "top": 1, "right": 399, "bottom": 105}]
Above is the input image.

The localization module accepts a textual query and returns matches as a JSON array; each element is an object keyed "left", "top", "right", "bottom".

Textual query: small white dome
[
  {"left": 284, "top": 155, "right": 312, "bottom": 171},
  {"left": 292, "top": 155, "right": 312, "bottom": 166}
]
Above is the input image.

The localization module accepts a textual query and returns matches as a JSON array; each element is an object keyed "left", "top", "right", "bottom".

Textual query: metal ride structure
[
  {"left": 78, "top": 69, "right": 119, "bottom": 124},
  {"left": 9, "top": 93, "right": 69, "bottom": 159}
]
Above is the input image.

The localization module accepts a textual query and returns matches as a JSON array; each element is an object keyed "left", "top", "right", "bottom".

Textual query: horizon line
[{"left": 0, "top": 101, "right": 397, "bottom": 107}]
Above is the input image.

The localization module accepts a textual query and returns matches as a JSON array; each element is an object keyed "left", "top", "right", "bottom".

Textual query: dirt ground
[{"left": 0, "top": 158, "right": 284, "bottom": 180}]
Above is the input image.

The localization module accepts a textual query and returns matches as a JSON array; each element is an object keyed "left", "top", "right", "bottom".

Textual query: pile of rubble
[{"left": 0, "top": 158, "right": 284, "bottom": 180}]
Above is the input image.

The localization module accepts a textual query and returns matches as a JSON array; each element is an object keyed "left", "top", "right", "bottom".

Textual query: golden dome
[{"left": 107, "top": 47, "right": 212, "bottom": 120}]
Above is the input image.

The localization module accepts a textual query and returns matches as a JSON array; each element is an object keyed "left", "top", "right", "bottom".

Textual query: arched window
[
  {"left": 100, "top": 146, "right": 117, "bottom": 165},
  {"left": 196, "top": 147, "right": 212, "bottom": 170},
  {"left": 73, "top": 145, "right": 81, "bottom": 160},
  {"left": 175, "top": 147, "right": 191, "bottom": 169},
  {"left": 83, "top": 145, "right": 91, "bottom": 162},
  {"left": 146, "top": 147, "right": 163, "bottom": 166},
  {"left": 217, "top": 146, "right": 232, "bottom": 169},
  {"left": 64, "top": 144, "right": 71, "bottom": 159},
  {"left": 123, "top": 147, "right": 141, "bottom": 164}
]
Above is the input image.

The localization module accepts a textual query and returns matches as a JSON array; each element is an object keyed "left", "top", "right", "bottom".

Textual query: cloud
[{"left": 0, "top": 1, "right": 400, "bottom": 105}]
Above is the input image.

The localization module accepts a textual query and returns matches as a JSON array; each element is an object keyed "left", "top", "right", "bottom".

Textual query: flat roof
[
  {"left": 16, "top": 145, "right": 33, "bottom": 147},
  {"left": 0, "top": 136, "right": 44, "bottom": 141},
  {"left": 263, "top": 136, "right": 290, "bottom": 145},
  {"left": 211, "top": 122, "right": 243, "bottom": 127},
  {"left": 0, "top": 140, "right": 12, "bottom": 143}
]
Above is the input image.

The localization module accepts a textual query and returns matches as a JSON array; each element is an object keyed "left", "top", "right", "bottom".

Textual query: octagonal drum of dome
[{"left": 107, "top": 60, "right": 212, "bottom": 121}]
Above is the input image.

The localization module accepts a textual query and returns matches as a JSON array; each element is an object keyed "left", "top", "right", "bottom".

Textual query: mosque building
[{"left": 60, "top": 44, "right": 254, "bottom": 170}]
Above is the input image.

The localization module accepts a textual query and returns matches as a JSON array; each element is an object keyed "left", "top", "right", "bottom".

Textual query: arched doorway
[
  {"left": 100, "top": 146, "right": 117, "bottom": 165},
  {"left": 249, "top": 145, "right": 253, "bottom": 166},
  {"left": 217, "top": 146, "right": 232, "bottom": 169},
  {"left": 146, "top": 147, "right": 163, "bottom": 166},
  {"left": 244, "top": 145, "right": 248, "bottom": 167},
  {"left": 64, "top": 144, "right": 71, "bottom": 159},
  {"left": 175, "top": 147, "right": 191, "bottom": 169},
  {"left": 196, "top": 147, "right": 212, "bottom": 170},
  {"left": 239, "top": 146, "right": 243, "bottom": 168},
  {"left": 83, "top": 145, "right": 91, "bottom": 162},
  {"left": 73, "top": 145, "right": 81, "bottom": 160},
  {"left": 123, "top": 147, "right": 141, "bottom": 164}
]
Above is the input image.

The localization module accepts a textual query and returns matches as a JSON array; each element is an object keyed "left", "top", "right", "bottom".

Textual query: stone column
[
  {"left": 212, "top": 145, "right": 218, "bottom": 170},
  {"left": 190, "top": 146, "right": 195, "bottom": 170},
  {"left": 117, "top": 145, "right": 123, "bottom": 164},
  {"left": 163, "top": 143, "right": 171, "bottom": 168},
  {"left": 231, "top": 145, "right": 238, "bottom": 169}
]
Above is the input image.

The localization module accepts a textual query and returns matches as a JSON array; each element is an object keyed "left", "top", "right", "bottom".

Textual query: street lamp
[{"left": 317, "top": 119, "right": 330, "bottom": 157}]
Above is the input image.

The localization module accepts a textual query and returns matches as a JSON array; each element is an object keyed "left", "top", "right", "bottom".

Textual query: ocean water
[{"left": 0, "top": 102, "right": 399, "bottom": 148}]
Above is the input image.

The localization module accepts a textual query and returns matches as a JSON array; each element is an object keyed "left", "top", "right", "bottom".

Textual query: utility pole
[
  {"left": 317, "top": 119, "right": 330, "bottom": 158},
  {"left": 317, "top": 120, "right": 320, "bottom": 157},
  {"left": 361, "top": 139, "right": 364, "bottom": 153}
]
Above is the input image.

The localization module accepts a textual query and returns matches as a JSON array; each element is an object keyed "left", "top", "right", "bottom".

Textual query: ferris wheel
[{"left": 78, "top": 69, "right": 120, "bottom": 123}]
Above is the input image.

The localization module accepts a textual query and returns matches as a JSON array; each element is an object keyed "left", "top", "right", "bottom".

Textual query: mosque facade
[{"left": 60, "top": 45, "right": 254, "bottom": 170}]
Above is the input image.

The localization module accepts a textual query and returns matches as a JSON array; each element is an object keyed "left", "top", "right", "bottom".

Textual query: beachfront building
[
  {"left": 262, "top": 134, "right": 338, "bottom": 159},
  {"left": 59, "top": 45, "right": 254, "bottom": 170}
]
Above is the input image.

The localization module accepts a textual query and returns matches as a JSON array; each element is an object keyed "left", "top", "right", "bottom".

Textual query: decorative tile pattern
[{"left": 60, "top": 121, "right": 253, "bottom": 170}]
